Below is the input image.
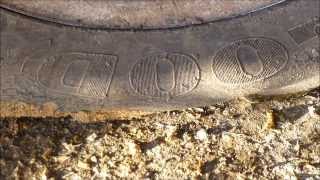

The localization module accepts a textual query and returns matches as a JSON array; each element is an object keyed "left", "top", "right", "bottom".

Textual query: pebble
[
  {"left": 77, "top": 161, "right": 90, "bottom": 169},
  {"left": 126, "top": 141, "right": 140, "bottom": 155},
  {"left": 164, "top": 125, "right": 177, "bottom": 137},
  {"left": 195, "top": 128, "right": 208, "bottom": 141},
  {"left": 308, "top": 106, "right": 319, "bottom": 118},
  {"left": 90, "top": 156, "right": 98, "bottom": 163},
  {"left": 193, "top": 107, "right": 204, "bottom": 113},
  {"left": 86, "top": 133, "right": 97, "bottom": 143},
  {"left": 221, "top": 133, "right": 235, "bottom": 148}
]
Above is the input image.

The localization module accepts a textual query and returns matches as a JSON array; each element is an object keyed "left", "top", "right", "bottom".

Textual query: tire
[{"left": 0, "top": 0, "right": 319, "bottom": 112}]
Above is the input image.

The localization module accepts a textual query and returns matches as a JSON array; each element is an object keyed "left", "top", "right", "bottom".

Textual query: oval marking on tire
[
  {"left": 156, "top": 58, "right": 175, "bottom": 92},
  {"left": 236, "top": 45, "right": 264, "bottom": 77},
  {"left": 212, "top": 38, "right": 288, "bottom": 85},
  {"left": 35, "top": 52, "right": 118, "bottom": 98},
  {"left": 129, "top": 53, "right": 200, "bottom": 98}
]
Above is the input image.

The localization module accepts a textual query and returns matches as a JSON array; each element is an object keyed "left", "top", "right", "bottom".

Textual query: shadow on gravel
[
  {"left": 281, "top": 105, "right": 309, "bottom": 122},
  {"left": 0, "top": 116, "right": 138, "bottom": 178}
]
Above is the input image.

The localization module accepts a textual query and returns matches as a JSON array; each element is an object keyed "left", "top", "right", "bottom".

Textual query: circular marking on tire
[
  {"left": 212, "top": 38, "right": 288, "bottom": 84},
  {"left": 130, "top": 53, "right": 200, "bottom": 98}
]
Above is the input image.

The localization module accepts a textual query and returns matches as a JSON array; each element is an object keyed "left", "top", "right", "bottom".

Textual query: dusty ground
[{"left": 0, "top": 88, "right": 320, "bottom": 179}]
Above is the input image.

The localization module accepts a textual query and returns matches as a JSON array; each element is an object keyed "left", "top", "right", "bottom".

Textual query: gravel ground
[{"left": 0, "top": 88, "right": 320, "bottom": 179}]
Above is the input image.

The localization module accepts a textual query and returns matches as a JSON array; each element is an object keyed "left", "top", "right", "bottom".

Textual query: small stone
[
  {"left": 164, "top": 125, "right": 177, "bottom": 137},
  {"left": 54, "top": 155, "right": 69, "bottom": 163},
  {"left": 183, "top": 133, "right": 192, "bottom": 142},
  {"left": 193, "top": 107, "right": 204, "bottom": 113},
  {"left": 195, "top": 128, "right": 208, "bottom": 141},
  {"left": 77, "top": 161, "right": 90, "bottom": 169},
  {"left": 61, "top": 142, "right": 75, "bottom": 153},
  {"left": 130, "top": 127, "right": 138, "bottom": 134},
  {"left": 126, "top": 141, "right": 140, "bottom": 156},
  {"left": 264, "top": 133, "right": 276, "bottom": 143},
  {"left": 293, "top": 141, "right": 300, "bottom": 153},
  {"left": 146, "top": 145, "right": 161, "bottom": 158},
  {"left": 90, "top": 156, "right": 97, "bottom": 163},
  {"left": 117, "top": 164, "right": 130, "bottom": 177},
  {"left": 184, "top": 112, "right": 196, "bottom": 120},
  {"left": 221, "top": 133, "right": 235, "bottom": 148},
  {"left": 211, "top": 134, "right": 217, "bottom": 141},
  {"left": 86, "top": 133, "right": 97, "bottom": 143},
  {"left": 308, "top": 106, "right": 319, "bottom": 118}
]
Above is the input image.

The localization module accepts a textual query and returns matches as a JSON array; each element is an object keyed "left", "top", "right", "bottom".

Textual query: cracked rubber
[{"left": 0, "top": 0, "right": 319, "bottom": 112}]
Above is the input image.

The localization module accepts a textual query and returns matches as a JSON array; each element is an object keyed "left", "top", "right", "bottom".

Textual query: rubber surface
[
  {"left": 0, "top": 0, "right": 284, "bottom": 30},
  {"left": 0, "top": 0, "right": 319, "bottom": 112}
]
